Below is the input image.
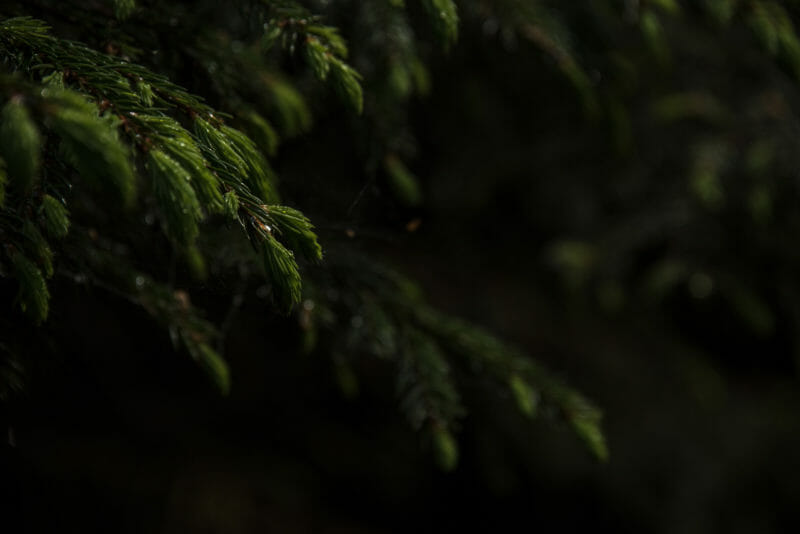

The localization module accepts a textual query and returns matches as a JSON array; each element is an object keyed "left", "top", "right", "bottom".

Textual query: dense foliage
[
  {"left": 0, "top": 0, "right": 612, "bottom": 470},
  {"left": 4, "top": 0, "right": 800, "bottom": 531}
]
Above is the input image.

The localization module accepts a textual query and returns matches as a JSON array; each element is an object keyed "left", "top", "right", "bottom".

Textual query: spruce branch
[
  {"left": 260, "top": 231, "right": 302, "bottom": 312},
  {"left": 0, "top": 97, "right": 41, "bottom": 195},
  {"left": 415, "top": 306, "right": 609, "bottom": 462},
  {"left": 40, "top": 194, "right": 70, "bottom": 239},
  {"left": 261, "top": 6, "right": 364, "bottom": 113},
  {"left": 20, "top": 220, "right": 53, "bottom": 278},
  {"left": 146, "top": 149, "right": 203, "bottom": 245},
  {"left": 421, "top": 0, "right": 459, "bottom": 51},
  {"left": 70, "top": 233, "right": 231, "bottom": 393},
  {"left": 44, "top": 88, "right": 136, "bottom": 207},
  {"left": 304, "top": 253, "right": 608, "bottom": 466},
  {"left": 10, "top": 251, "right": 48, "bottom": 324},
  {"left": 0, "top": 15, "right": 322, "bottom": 316},
  {"left": 110, "top": 0, "right": 137, "bottom": 21}
]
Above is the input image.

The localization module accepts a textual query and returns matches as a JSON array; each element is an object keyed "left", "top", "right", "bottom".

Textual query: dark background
[{"left": 4, "top": 2, "right": 800, "bottom": 533}]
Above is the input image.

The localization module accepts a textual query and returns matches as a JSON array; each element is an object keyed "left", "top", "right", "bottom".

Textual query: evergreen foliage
[
  {"left": 6, "top": 1, "right": 800, "bottom": 530},
  {"left": 0, "top": 0, "right": 611, "bottom": 469},
  {"left": 11, "top": 0, "right": 800, "bottom": 479}
]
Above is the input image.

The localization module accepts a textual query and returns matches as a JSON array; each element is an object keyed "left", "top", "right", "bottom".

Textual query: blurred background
[{"left": 4, "top": 1, "right": 800, "bottom": 532}]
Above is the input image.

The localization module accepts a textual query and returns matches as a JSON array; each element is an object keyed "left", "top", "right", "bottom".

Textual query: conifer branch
[
  {"left": 421, "top": 0, "right": 459, "bottom": 51},
  {"left": 261, "top": 5, "right": 364, "bottom": 113},
  {"left": 303, "top": 254, "right": 608, "bottom": 466},
  {"left": 0, "top": 15, "right": 322, "bottom": 317}
]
